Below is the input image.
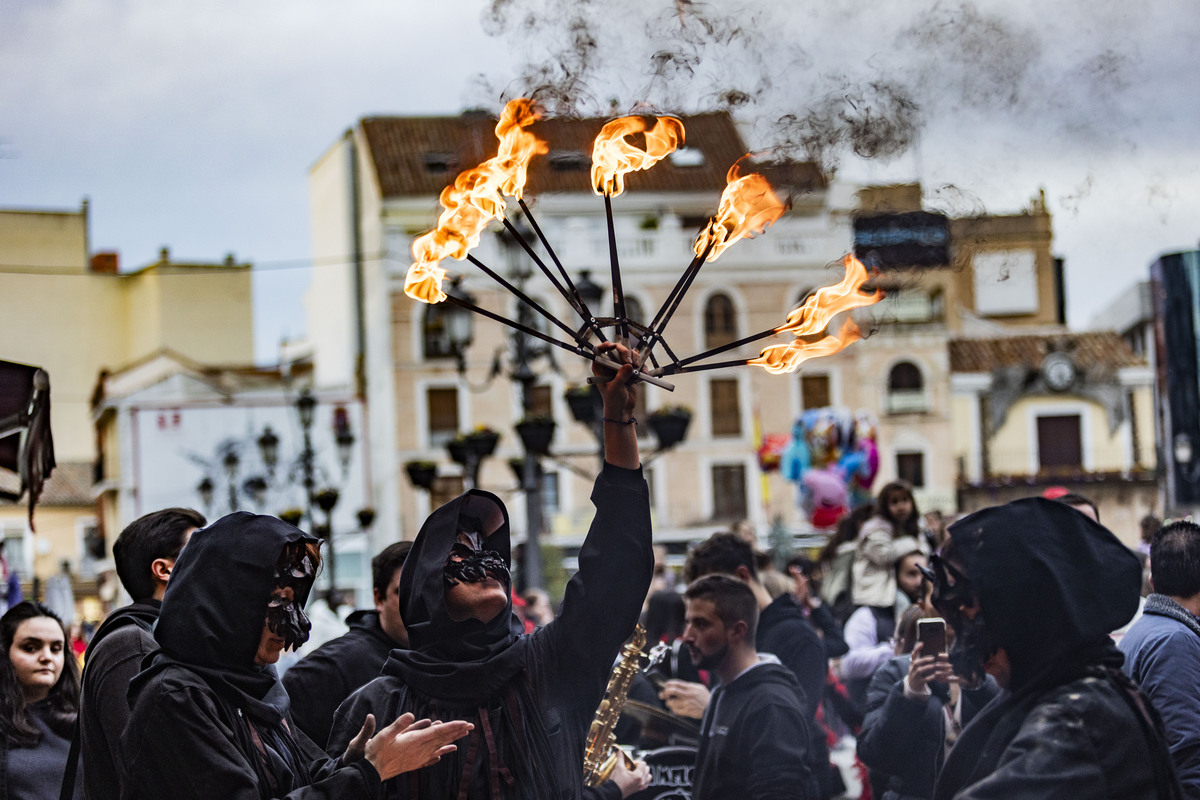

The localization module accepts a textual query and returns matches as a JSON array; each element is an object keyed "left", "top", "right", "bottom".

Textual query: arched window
[
  {"left": 704, "top": 293, "right": 737, "bottom": 349},
  {"left": 886, "top": 361, "right": 927, "bottom": 414}
]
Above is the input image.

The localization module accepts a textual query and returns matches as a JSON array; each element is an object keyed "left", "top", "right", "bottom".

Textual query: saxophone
[{"left": 582, "top": 624, "right": 646, "bottom": 787}]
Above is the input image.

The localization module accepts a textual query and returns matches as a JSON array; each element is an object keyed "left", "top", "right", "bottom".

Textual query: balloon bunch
[{"left": 779, "top": 408, "right": 879, "bottom": 528}]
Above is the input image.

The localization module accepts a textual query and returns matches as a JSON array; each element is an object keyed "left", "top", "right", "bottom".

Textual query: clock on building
[{"left": 1041, "top": 352, "right": 1077, "bottom": 392}]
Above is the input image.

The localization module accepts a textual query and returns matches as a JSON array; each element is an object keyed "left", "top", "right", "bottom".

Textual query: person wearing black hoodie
[
  {"left": 120, "top": 511, "right": 471, "bottom": 800},
  {"left": 929, "top": 498, "right": 1182, "bottom": 800},
  {"left": 73, "top": 507, "right": 205, "bottom": 800},
  {"left": 684, "top": 574, "right": 815, "bottom": 800},
  {"left": 325, "top": 342, "right": 653, "bottom": 800}
]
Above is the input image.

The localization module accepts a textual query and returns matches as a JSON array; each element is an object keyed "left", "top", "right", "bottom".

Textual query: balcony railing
[{"left": 886, "top": 389, "right": 929, "bottom": 414}]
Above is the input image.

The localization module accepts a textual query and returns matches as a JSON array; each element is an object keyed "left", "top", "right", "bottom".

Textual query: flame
[
  {"left": 694, "top": 158, "right": 787, "bottom": 261},
  {"left": 747, "top": 254, "right": 883, "bottom": 374},
  {"left": 591, "top": 115, "right": 685, "bottom": 197},
  {"left": 405, "top": 99, "right": 548, "bottom": 303}
]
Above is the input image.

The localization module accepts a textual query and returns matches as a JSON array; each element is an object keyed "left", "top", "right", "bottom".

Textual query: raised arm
[{"left": 594, "top": 341, "right": 639, "bottom": 470}]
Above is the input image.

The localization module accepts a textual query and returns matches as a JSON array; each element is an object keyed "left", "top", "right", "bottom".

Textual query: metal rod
[
  {"left": 443, "top": 291, "right": 588, "bottom": 358},
  {"left": 672, "top": 324, "right": 784, "bottom": 369},
  {"left": 509, "top": 205, "right": 608, "bottom": 343},
  {"left": 604, "top": 194, "right": 628, "bottom": 342},
  {"left": 658, "top": 358, "right": 750, "bottom": 375},
  {"left": 466, "top": 255, "right": 589, "bottom": 348},
  {"left": 639, "top": 239, "right": 715, "bottom": 365}
]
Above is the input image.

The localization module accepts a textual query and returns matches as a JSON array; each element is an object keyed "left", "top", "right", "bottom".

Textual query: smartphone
[{"left": 917, "top": 617, "right": 947, "bottom": 656}]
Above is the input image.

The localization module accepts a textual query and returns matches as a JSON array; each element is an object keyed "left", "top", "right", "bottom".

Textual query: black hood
[
  {"left": 397, "top": 489, "right": 522, "bottom": 659},
  {"left": 132, "top": 512, "right": 319, "bottom": 719},
  {"left": 947, "top": 497, "right": 1140, "bottom": 688},
  {"left": 384, "top": 489, "right": 526, "bottom": 702}
]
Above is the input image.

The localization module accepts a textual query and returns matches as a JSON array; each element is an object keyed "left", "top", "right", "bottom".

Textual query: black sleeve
[
  {"left": 809, "top": 604, "right": 848, "bottom": 658},
  {"left": 325, "top": 680, "right": 401, "bottom": 760},
  {"left": 765, "top": 622, "right": 828, "bottom": 721},
  {"left": 283, "top": 648, "right": 353, "bottom": 749},
  {"left": 537, "top": 464, "right": 654, "bottom": 713},
  {"left": 122, "top": 679, "right": 381, "bottom": 800},
  {"left": 856, "top": 666, "right": 943, "bottom": 780},
  {"left": 743, "top": 701, "right": 814, "bottom": 800},
  {"left": 582, "top": 781, "right": 623, "bottom": 800}
]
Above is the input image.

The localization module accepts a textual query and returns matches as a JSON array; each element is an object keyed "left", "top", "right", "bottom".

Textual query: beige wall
[
  {"left": 990, "top": 394, "right": 1132, "bottom": 475},
  {"left": 1, "top": 208, "right": 253, "bottom": 465}
]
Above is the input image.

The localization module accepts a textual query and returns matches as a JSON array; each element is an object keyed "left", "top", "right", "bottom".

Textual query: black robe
[
  {"left": 931, "top": 498, "right": 1181, "bottom": 800},
  {"left": 283, "top": 610, "right": 398, "bottom": 748},
  {"left": 120, "top": 512, "right": 384, "bottom": 800},
  {"left": 327, "top": 464, "right": 653, "bottom": 800}
]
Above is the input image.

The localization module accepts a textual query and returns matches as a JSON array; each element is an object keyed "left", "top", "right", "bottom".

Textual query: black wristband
[{"left": 602, "top": 416, "right": 637, "bottom": 426}]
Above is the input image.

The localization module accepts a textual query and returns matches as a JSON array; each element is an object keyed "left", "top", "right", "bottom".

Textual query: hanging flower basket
[
  {"left": 648, "top": 406, "right": 692, "bottom": 450},
  {"left": 564, "top": 385, "right": 602, "bottom": 424},
  {"left": 405, "top": 460, "right": 438, "bottom": 489},
  {"left": 515, "top": 416, "right": 556, "bottom": 456}
]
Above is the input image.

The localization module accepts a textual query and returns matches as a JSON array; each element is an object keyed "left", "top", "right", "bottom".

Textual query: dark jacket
[
  {"left": 282, "top": 611, "right": 397, "bottom": 748},
  {"left": 1120, "top": 594, "right": 1200, "bottom": 798},
  {"left": 121, "top": 512, "right": 384, "bottom": 800},
  {"left": 693, "top": 659, "right": 815, "bottom": 800},
  {"left": 756, "top": 593, "right": 831, "bottom": 798},
  {"left": 932, "top": 499, "right": 1181, "bottom": 800},
  {"left": 78, "top": 599, "right": 160, "bottom": 800},
  {"left": 857, "top": 655, "right": 997, "bottom": 800},
  {"left": 326, "top": 464, "right": 653, "bottom": 800},
  {"left": 807, "top": 603, "right": 848, "bottom": 658}
]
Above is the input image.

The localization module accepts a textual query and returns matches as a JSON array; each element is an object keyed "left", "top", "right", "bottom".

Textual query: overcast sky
[{"left": 2, "top": 0, "right": 1197, "bottom": 363}]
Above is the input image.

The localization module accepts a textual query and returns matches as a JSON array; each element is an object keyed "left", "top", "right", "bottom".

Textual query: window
[
  {"left": 0, "top": 522, "right": 27, "bottom": 580},
  {"left": 711, "top": 464, "right": 748, "bottom": 521},
  {"left": 426, "top": 387, "right": 459, "bottom": 447},
  {"left": 704, "top": 293, "right": 737, "bottom": 349},
  {"left": 800, "top": 374, "right": 830, "bottom": 410},
  {"left": 542, "top": 472, "right": 560, "bottom": 515},
  {"left": 896, "top": 451, "right": 926, "bottom": 488},
  {"left": 710, "top": 379, "right": 742, "bottom": 437},
  {"left": 886, "top": 361, "right": 927, "bottom": 413},
  {"left": 1037, "top": 415, "right": 1083, "bottom": 470},
  {"left": 423, "top": 305, "right": 458, "bottom": 360},
  {"left": 529, "top": 384, "right": 553, "bottom": 418}
]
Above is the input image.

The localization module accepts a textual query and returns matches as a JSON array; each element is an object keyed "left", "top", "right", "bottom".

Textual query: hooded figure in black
[
  {"left": 326, "top": 345, "right": 652, "bottom": 800},
  {"left": 120, "top": 512, "right": 468, "bottom": 800},
  {"left": 929, "top": 498, "right": 1182, "bottom": 800}
]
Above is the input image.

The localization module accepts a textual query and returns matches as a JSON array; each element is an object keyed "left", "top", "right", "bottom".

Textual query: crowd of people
[{"left": 0, "top": 343, "right": 1192, "bottom": 800}]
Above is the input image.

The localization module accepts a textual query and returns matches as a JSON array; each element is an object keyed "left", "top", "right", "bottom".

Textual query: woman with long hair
[
  {"left": 851, "top": 481, "right": 921, "bottom": 610},
  {"left": 0, "top": 600, "right": 83, "bottom": 799},
  {"left": 120, "top": 512, "right": 471, "bottom": 800}
]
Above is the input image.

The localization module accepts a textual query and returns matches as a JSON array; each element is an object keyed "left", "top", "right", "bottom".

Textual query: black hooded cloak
[
  {"left": 120, "top": 512, "right": 385, "bottom": 800},
  {"left": 327, "top": 464, "right": 654, "bottom": 800},
  {"left": 932, "top": 498, "right": 1181, "bottom": 800}
]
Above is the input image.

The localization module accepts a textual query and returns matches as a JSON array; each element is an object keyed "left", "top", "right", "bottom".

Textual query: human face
[
  {"left": 9, "top": 617, "right": 65, "bottom": 703},
  {"left": 254, "top": 586, "right": 295, "bottom": 666},
  {"left": 444, "top": 531, "right": 509, "bottom": 624},
  {"left": 375, "top": 566, "right": 408, "bottom": 647},
  {"left": 897, "top": 553, "right": 927, "bottom": 603},
  {"left": 888, "top": 492, "right": 914, "bottom": 525},
  {"left": 682, "top": 598, "right": 730, "bottom": 672}
]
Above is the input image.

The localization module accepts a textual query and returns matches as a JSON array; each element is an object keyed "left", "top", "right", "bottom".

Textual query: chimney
[{"left": 90, "top": 252, "right": 119, "bottom": 274}]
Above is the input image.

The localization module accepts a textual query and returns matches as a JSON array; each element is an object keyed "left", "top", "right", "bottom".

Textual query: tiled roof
[
  {"left": 949, "top": 331, "right": 1144, "bottom": 373},
  {"left": 0, "top": 461, "right": 93, "bottom": 508},
  {"left": 360, "top": 111, "right": 824, "bottom": 199}
]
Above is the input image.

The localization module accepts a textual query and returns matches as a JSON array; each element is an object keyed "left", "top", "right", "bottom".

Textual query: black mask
[
  {"left": 444, "top": 549, "right": 510, "bottom": 588},
  {"left": 948, "top": 608, "right": 1001, "bottom": 687},
  {"left": 265, "top": 546, "right": 316, "bottom": 651},
  {"left": 266, "top": 595, "right": 312, "bottom": 651}
]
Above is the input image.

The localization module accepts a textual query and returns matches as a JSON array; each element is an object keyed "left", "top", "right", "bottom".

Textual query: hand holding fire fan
[{"left": 403, "top": 98, "right": 883, "bottom": 391}]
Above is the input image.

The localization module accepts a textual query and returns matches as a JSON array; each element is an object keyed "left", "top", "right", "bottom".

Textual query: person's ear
[
  {"left": 730, "top": 619, "right": 749, "bottom": 646},
  {"left": 150, "top": 558, "right": 174, "bottom": 584},
  {"left": 734, "top": 565, "right": 754, "bottom": 584}
]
